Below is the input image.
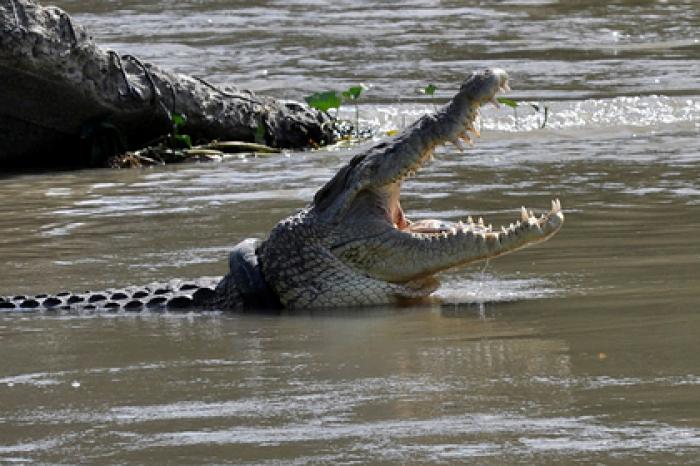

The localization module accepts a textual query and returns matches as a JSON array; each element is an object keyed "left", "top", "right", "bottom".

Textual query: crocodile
[{"left": 0, "top": 68, "right": 564, "bottom": 312}]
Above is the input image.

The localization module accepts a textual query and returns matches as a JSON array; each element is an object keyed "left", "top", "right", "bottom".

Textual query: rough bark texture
[{"left": 0, "top": 0, "right": 334, "bottom": 169}]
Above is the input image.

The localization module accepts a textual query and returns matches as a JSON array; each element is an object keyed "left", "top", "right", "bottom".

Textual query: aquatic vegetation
[
  {"left": 497, "top": 97, "right": 549, "bottom": 128},
  {"left": 305, "top": 85, "right": 368, "bottom": 139},
  {"left": 342, "top": 85, "right": 366, "bottom": 138},
  {"left": 421, "top": 83, "right": 439, "bottom": 113},
  {"left": 422, "top": 83, "right": 437, "bottom": 96},
  {"left": 305, "top": 90, "right": 343, "bottom": 114},
  {"left": 170, "top": 112, "right": 192, "bottom": 148}
]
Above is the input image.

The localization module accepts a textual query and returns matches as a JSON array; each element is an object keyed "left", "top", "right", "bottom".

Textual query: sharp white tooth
[
  {"left": 450, "top": 227, "right": 457, "bottom": 235},
  {"left": 520, "top": 206, "right": 528, "bottom": 222},
  {"left": 551, "top": 199, "right": 556, "bottom": 212},
  {"left": 556, "top": 199, "right": 562, "bottom": 211},
  {"left": 478, "top": 217, "right": 484, "bottom": 226},
  {"left": 468, "top": 216, "right": 474, "bottom": 224},
  {"left": 516, "top": 221, "right": 522, "bottom": 228},
  {"left": 509, "top": 223, "right": 515, "bottom": 230},
  {"left": 457, "top": 221, "right": 464, "bottom": 227},
  {"left": 488, "top": 224, "right": 492, "bottom": 232},
  {"left": 501, "top": 82, "right": 511, "bottom": 92},
  {"left": 529, "top": 209, "right": 534, "bottom": 218},
  {"left": 501, "top": 226, "right": 508, "bottom": 234}
]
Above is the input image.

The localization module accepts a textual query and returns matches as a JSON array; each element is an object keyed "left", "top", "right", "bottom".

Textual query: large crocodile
[{"left": 1, "top": 68, "right": 564, "bottom": 311}]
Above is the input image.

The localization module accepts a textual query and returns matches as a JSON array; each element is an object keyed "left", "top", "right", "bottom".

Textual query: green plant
[
  {"left": 255, "top": 116, "right": 267, "bottom": 145},
  {"left": 305, "top": 91, "right": 342, "bottom": 114},
  {"left": 171, "top": 112, "right": 192, "bottom": 148},
  {"left": 496, "top": 97, "right": 549, "bottom": 129},
  {"left": 422, "top": 83, "right": 437, "bottom": 96},
  {"left": 341, "top": 85, "right": 366, "bottom": 138},
  {"left": 306, "top": 85, "right": 368, "bottom": 139},
  {"left": 421, "top": 84, "right": 438, "bottom": 112}
]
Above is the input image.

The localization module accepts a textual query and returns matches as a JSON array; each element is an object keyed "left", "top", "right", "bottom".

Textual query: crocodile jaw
[
  {"left": 330, "top": 69, "right": 565, "bottom": 283},
  {"left": 260, "top": 69, "right": 565, "bottom": 308}
]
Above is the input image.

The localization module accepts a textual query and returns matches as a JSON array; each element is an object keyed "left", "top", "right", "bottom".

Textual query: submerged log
[{"left": 0, "top": 0, "right": 335, "bottom": 169}]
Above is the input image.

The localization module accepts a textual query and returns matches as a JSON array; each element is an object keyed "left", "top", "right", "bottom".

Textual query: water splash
[
  {"left": 338, "top": 95, "right": 699, "bottom": 137},
  {"left": 435, "top": 273, "right": 561, "bottom": 305}
]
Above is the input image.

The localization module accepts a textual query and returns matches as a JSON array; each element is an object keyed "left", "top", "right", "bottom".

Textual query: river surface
[{"left": 1, "top": 0, "right": 699, "bottom": 463}]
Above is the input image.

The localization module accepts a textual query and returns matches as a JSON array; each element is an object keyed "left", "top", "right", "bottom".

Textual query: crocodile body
[{"left": 1, "top": 69, "right": 564, "bottom": 311}]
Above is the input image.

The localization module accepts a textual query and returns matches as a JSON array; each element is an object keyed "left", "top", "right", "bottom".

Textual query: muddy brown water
[{"left": 1, "top": 0, "right": 699, "bottom": 463}]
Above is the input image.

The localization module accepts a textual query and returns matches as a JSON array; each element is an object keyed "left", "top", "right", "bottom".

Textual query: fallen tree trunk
[{"left": 0, "top": 0, "right": 335, "bottom": 169}]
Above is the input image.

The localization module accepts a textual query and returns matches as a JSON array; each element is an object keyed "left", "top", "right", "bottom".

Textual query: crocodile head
[{"left": 259, "top": 69, "right": 564, "bottom": 308}]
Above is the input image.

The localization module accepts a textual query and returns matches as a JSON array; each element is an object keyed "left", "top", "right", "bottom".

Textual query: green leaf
[
  {"left": 342, "top": 85, "right": 363, "bottom": 101},
  {"left": 174, "top": 134, "right": 192, "bottom": 148},
  {"left": 305, "top": 91, "right": 342, "bottom": 112},
  {"left": 423, "top": 84, "right": 437, "bottom": 96},
  {"left": 255, "top": 122, "right": 266, "bottom": 144},
  {"left": 172, "top": 112, "right": 187, "bottom": 129},
  {"left": 497, "top": 97, "right": 519, "bottom": 109}
]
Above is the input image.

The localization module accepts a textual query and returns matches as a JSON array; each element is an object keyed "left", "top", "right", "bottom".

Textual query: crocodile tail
[
  {"left": 0, "top": 278, "right": 224, "bottom": 312},
  {"left": 0, "top": 238, "right": 279, "bottom": 312}
]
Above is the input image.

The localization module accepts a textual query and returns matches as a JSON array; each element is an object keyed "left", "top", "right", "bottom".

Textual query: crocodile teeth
[
  {"left": 520, "top": 206, "right": 529, "bottom": 222},
  {"left": 478, "top": 217, "right": 484, "bottom": 226},
  {"left": 467, "top": 216, "right": 474, "bottom": 224},
  {"left": 552, "top": 198, "right": 562, "bottom": 212},
  {"left": 501, "top": 82, "right": 511, "bottom": 92}
]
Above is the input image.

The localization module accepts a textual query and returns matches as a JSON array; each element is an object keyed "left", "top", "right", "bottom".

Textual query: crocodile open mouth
[{"left": 387, "top": 68, "right": 564, "bottom": 245}]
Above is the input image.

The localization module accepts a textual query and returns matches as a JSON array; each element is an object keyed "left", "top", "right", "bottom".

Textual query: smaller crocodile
[{"left": 1, "top": 68, "right": 564, "bottom": 311}]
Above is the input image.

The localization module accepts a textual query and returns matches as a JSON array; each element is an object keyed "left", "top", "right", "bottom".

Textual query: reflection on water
[
  {"left": 1, "top": 306, "right": 699, "bottom": 463},
  {"left": 1, "top": 0, "right": 700, "bottom": 463}
]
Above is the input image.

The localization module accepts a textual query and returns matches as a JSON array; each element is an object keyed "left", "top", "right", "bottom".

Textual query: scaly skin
[
  {"left": 1, "top": 68, "right": 563, "bottom": 311},
  {"left": 258, "top": 68, "right": 564, "bottom": 308}
]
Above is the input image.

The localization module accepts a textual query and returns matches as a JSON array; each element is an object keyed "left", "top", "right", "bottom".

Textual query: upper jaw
[{"left": 391, "top": 69, "right": 511, "bottom": 186}]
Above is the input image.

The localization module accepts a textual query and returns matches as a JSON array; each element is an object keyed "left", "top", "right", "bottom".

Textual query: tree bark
[{"left": 0, "top": 0, "right": 334, "bottom": 169}]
